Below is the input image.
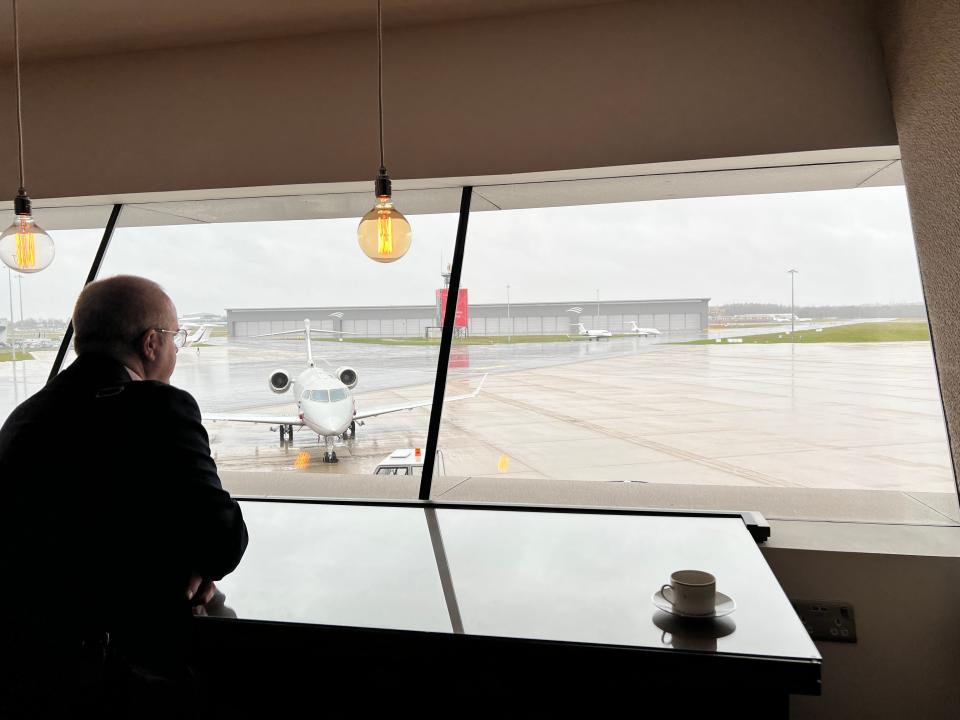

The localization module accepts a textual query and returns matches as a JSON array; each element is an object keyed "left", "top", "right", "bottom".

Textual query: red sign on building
[{"left": 437, "top": 288, "right": 469, "bottom": 328}]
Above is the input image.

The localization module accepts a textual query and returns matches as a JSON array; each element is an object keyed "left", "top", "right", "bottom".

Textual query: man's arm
[{"left": 151, "top": 383, "right": 249, "bottom": 581}]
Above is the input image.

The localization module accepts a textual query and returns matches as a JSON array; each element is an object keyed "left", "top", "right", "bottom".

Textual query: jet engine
[
  {"left": 268, "top": 369, "right": 292, "bottom": 394},
  {"left": 336, "top": 366, "right": 358, "bottom": 389}
]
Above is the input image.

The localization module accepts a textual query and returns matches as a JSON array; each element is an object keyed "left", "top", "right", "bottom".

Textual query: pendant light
[
  {"left": 0, "top": 0, "right": 53, "bottom": 273},
  {"left": 357, "top": 0, "right": 411, "bottom": 263}
]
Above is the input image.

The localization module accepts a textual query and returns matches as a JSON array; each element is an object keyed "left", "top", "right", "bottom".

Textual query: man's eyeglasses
[{"left": 155, "top": 327, "right": 188, "bottom": 349}]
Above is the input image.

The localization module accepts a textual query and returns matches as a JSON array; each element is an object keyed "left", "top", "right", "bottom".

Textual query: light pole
[
  {"left": 7, "top": 268, "right": 17, "bottom": 405},
  {"left": 506, "top": 284, "right": 511, "bottom": 343},
  {"left": 15, "top": 273, "right": 23, "bottom": 323},
  {"left": 787, "top": 269, "right": 799, "bottom": 337},
  {"left": 16, "top": 274, "right": 25, "bottom": 393},
  {"left": 596, "top": 289, "right": 600, "bottom": 331},
  {"left": 6, "top": 268, "right": 12, "bottom": 333}
]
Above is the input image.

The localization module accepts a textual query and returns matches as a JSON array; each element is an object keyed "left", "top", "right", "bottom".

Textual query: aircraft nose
[{"left": 302, "top": 400, "right": 354, "bottom": 435}]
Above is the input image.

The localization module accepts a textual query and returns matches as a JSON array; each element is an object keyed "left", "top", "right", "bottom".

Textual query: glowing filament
[
  {"left": 377, "top": 209, "right": 393, "bottom": 255},
  {"left": 15, "top": 217, "right": 35, "bottom": 269}
]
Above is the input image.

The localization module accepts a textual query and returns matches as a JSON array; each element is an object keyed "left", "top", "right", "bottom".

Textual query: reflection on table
[{"left": 215, "top": 501, "right": 818, "bottom": 662}]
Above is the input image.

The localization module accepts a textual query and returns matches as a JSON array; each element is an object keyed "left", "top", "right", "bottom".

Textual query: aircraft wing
[
  {"left": 202, "top": 413, "right": 305, "bottom": 426},
  {"left": 353, "top": 375, "right": 487, "bottom": 421}
]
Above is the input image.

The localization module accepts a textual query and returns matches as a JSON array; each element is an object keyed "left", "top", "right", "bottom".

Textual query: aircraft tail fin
[
  {"left": 187, "top": 324, "right": 212, "bottom": 344},
  {"left": 304, "top": 319, "right": 314, "bottom": 367}
]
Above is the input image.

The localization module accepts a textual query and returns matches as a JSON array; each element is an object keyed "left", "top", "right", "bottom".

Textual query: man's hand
[{"left": 186, "top": 574, "right": 217, "bottom": 605}]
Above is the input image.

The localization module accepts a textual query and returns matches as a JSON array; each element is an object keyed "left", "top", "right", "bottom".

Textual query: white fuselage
[{"left": 292, "top": 367, "right": 356, "bottom": 437}]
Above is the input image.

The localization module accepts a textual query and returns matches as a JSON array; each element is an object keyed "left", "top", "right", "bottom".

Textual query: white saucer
[{"left": 652, "top": 590, "right": 736, "bottom": 619}]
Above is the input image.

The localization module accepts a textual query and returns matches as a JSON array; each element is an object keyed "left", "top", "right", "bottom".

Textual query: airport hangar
[{"left": 226, "top": 297, "right": 710, "bottom": 339}]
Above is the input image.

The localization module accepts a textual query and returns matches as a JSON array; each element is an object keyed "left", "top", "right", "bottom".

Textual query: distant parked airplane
[
  {"left": 177, "top": 324, "right": 215, "bottom": 354},
  {"left": 625, "top": 321, "right": 661, "bottom": 337},
  {"left": 574, "top": 322, "right": 612, "bottom": 340}
]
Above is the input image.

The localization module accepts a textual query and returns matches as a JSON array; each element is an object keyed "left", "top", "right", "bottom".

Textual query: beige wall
[
  {"left": 880, "top": 0, "right": 960, "bottom": 486},
  {"left": 765, "top": 547, "right": 960, "bottom": 719},
  {"left": 0, "top": 0, "right": 895, "bottom": 199}
]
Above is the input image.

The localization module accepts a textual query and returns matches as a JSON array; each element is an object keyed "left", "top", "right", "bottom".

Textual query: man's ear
[{"left": 140, "top": 328, "right": 160, "bottom": 362}]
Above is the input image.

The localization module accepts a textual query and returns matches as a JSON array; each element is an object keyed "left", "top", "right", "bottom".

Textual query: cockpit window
[
  {"left": 329, "top": 388, "right": 349, "bottom": 402},
  {"left": 309, "top": 389, "right": 330, "bottom": 402}
]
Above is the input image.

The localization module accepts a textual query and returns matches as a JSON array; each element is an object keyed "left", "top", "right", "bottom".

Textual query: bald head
[{"left": 73, "top": 275, "right": 173, "bottom": 359}]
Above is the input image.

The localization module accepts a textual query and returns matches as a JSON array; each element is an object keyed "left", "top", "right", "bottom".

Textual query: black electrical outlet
[{"left": 791, "top": 600, "right": 857, "bottom": 643}]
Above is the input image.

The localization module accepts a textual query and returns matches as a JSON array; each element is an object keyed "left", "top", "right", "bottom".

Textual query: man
[{"left": 0, "top": 275, "right": 248, "bottom": 716}]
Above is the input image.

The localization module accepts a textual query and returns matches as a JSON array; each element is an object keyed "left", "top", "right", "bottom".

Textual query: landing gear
[
  {"left": 322, "top": 435, "right": 339, "bottom": 463},
  {"left": 276, "top": 424, "right": 295, "bottom": 446}
]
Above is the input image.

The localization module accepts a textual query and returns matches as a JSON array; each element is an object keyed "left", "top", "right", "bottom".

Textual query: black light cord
[
  {"left": 12, "top": 0, "right": 25, "bottom": 194},
  {"left": 377, "top": 0, "right": 384, "bottom": 173}
]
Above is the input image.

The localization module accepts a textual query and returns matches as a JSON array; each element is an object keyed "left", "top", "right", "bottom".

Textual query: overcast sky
[{"left": 5, "top": 185, "right": 922, "bottom": 321}]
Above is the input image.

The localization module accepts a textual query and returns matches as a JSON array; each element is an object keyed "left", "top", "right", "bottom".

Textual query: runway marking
[{"left": 439, "top": 411, "right": 552, "bottom": 479}]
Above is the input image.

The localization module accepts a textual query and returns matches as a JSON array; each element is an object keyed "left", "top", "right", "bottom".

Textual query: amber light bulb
[
  {"left": 0, "top": 195, "right": 55, "bottom": 273},
  {"left": 357, "top": 169, "right": 411, "bottom": 263},
  {"left": 358, "top": 195, "right": 411, "bottom": 263}
]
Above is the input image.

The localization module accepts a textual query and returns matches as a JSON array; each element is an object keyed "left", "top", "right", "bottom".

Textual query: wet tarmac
[{"left": 1, "top": 325, "right": 952, "bottom": 497}]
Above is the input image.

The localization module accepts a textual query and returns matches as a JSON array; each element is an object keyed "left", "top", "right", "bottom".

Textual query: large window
[
  {"left": 97, "top": 204, "right": 458, "bottom": 499},
  {"left": 436, "top": 185, "right": 957, "bottom": 521},
  {"left": 4, "top": 181, "right": 956, "bottom": 527}
]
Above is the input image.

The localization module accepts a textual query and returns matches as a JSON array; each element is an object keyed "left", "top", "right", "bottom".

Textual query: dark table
[{"left": 195, "top": 500, "right": 820, "bottom": 717}]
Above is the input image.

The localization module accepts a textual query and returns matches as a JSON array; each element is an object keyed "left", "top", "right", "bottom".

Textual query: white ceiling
[{"left": 20, "top": 146, "right": 903, "bottom": 231}]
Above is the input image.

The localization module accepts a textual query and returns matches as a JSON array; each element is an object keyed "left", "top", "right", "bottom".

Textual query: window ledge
[
  {"left": 764, "top": 519, "right": 960, "bottom": 557},
  {"left": 221, "top": 471, "right": 960, "bottom": 557}
]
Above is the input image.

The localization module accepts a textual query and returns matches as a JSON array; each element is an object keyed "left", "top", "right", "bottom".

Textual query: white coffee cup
[{"left": 660, "top": 570, "right": 716, "bottom": 616}]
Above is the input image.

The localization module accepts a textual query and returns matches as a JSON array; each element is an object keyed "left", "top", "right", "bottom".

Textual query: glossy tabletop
[{"left": 215, "top": 501, "right": 820, "bottom": 662}]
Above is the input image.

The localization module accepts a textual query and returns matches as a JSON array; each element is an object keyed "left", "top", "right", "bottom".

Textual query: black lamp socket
[{"left": 13, "top": 192, "right": 31, "bottom": 216}]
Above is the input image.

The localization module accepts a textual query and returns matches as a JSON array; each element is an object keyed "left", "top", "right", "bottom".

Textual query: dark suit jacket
[{"left": 0, "top": 353, "right": 248, "bottom": 659}]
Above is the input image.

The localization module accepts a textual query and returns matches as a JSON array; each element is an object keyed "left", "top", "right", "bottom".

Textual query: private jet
[
  {"left": 573, "top": 322, "right": 612, "bottom": 340},
  {"left": 182, "top": 324, "right": 214, "bottom": 351},
  {"left": 172, "top": 322, "right": 218, "bottom": 354},
  {"left": 624, "top": 321, "right": 661, "bottom": 337},
  {"left": 202, "top": 319, "right": 486, "bottom": 463}
]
